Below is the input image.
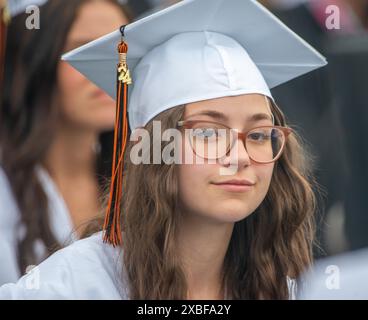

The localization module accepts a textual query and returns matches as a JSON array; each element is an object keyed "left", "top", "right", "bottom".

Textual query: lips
[
  {"left": 212, "top": 179, "right": 255, "bottom": 186},
  {"left": 211, "top": 179, "right": 255, "bottom": 193}
]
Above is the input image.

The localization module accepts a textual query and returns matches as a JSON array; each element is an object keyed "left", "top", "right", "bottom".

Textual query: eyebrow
[{"left": 186, "top": 110, "right": 273, "bottom": 123}]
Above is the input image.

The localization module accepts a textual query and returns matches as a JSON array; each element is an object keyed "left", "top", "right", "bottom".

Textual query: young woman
[
  {"left": 0, "top": 0, "right": 326, "bottom": 299},
  {"left": 0, "top": 0, "right": 131, "bottom": 284}
]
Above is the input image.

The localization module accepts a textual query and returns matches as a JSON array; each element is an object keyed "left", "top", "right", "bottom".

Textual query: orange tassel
[
  {"left": 0, "top": 1, "right": 10, "bottom": 89},
  {"left": 103, "top": 25, "right": 132, "bottom": 246}
]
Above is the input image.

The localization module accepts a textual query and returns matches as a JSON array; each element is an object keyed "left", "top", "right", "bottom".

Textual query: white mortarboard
[
  {"left": 62, "top": 0, "right": 327, "bottom": 130},
  {"left": 62, "top": 0, "right": 327, "bottom": 246}
]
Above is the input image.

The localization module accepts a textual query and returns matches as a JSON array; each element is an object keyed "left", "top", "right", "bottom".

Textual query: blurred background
[{"left": 1, "top": 0, "right": 367, "bottom": 267}]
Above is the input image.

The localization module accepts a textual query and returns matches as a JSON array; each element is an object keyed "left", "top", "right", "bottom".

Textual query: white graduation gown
[
  {"left": 0, "top": 232, "right": 129, "bottom": 299},
  {"left": 0, "top": 231, "right": 297, "bottom": 300},
  {"left": 0, "top": 166, "right": 77, "bottom": 285},
  {"left": 299, "top": 248, "right": 368, "bottom": 299}
]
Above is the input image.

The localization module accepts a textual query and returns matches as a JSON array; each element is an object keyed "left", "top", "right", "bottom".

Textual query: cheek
[
  {"left": 57, "top": 62, "right": 89, "bottom": 118},
  {"left": 56, "top": 62, "right": 116, "bottom": 130},
  {"left": 177, "top": 137, "right": 213, "bottom": 208},
  {"left": 58, "top": 62, "right": 87, "bottom": 97},
  {"left": 177, "top": 162, "right": 213, "bottom": 215},
  {"left": 256, "top": 163, "right": 274, "bottom": 191},
  {"left": 250, "top": 163, "right": 274, "bottom": 210}
]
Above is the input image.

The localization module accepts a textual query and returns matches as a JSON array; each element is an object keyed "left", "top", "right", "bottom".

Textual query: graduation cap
[{"left": 62, "top": 0, "right": 327, "bottom": 246}]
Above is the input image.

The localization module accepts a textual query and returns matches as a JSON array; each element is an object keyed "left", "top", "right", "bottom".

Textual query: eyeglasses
[{"left": 177, "top": 120, "right": 292, "bottom": 164}]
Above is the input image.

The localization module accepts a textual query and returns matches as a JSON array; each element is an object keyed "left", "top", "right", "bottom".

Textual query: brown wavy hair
[
  {"left": 0, "top": 0, "right": 132, "bottom": 275},
  {"left": 89, "top": 99, "right": 317, "bottom": 299}
]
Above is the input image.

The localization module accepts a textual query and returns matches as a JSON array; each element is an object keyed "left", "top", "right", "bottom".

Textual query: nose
[{"left": 219, "top": 132, "right": 251, "bottom": 173}]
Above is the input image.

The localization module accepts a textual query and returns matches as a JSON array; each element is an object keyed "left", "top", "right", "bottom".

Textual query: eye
[
  {"left": 193, "top": 128, "right": 218, "bottom": 138},
  {"left": 186, "top": 122, "right": 229, "bottom": 142},
  {"left": 248, "top": 130, "right": 271, "bottom": 142}
]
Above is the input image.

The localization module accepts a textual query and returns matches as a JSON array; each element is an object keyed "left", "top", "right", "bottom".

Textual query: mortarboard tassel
[
  {"left": 0, "top": 0, "right": 10, "bottom": 89},
  {"left": 103, "top": 25, "right": 132, "bottom": 246}
]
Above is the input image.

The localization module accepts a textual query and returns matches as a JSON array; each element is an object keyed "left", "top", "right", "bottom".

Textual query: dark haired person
[{"left": 0, "top": 0, "right": 131, "bottom": 285}]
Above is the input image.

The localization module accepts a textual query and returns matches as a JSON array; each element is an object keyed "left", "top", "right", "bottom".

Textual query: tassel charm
[
  {"left": 118, "top": 52, "right": 132, "bottom": 84},
  {"left": 103, "top": 25, "right": 131, "bottom": 246}
]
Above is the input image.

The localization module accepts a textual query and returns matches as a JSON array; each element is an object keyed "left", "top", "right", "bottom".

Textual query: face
[
  {"left": 57, "top": 0, "right": 129, "bottom": 131},
  {"left": 177, "top": 94, "right": 275, "bottom": 224}
]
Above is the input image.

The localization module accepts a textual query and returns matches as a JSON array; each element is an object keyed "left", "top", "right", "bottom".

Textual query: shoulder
[
  {"left": 299, "top": 248, "right": 368, "bottom": 299},
  {"left": 0, "top": 232, "right": 129, "bottom": 299}
]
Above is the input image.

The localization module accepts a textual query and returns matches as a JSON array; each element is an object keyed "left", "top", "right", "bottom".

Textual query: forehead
[
  {"left": 184, "top": 94, "right": 272, "bottom": 120},
  {"left": 67, "top": 1, "right": 127, "bottom": 42}
]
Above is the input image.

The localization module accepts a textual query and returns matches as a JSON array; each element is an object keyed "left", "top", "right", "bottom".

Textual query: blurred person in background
[
  {"left": 0, "top": 0, "right": 131, "bottom": 285},
  {"left": 267, "top": 0, "right": 368, "bottom": 256}
]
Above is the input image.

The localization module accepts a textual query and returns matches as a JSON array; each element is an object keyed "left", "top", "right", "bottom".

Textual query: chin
[
  {"left": 87, "top": 115, "right": 116, "bottom": 131},
  {"left": 224, "top": 211, "right": 253, "bottom": 223},
  {"left": 97, "top": 122, "right": 116, "bottom": 131},
  {"left": 77, "top": 121, "right": 115, "bottom": 133},
  {"left": 209, "top": 205, "right": 255, "bottom": 223}
]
